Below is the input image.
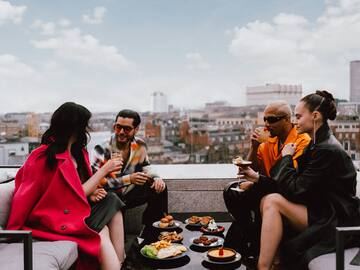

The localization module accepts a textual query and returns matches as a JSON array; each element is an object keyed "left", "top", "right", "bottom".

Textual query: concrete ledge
[{"left": 166, "top": 178, "right": 236, "bottom": 213}]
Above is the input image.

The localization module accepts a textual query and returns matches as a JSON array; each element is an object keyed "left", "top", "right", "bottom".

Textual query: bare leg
[
  {"left": 99, "top": 225, "right": 121, "bottom": 270},
  {"left": 257, "top": 194, "right": 308, "bottom": 270},
  {"left": 108, "top": 210, "right": 125, "bottom": 263}
]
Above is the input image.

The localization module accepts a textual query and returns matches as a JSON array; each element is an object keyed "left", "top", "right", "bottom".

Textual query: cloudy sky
[{"left": 0, "top": 0, "right": 359, "bottom": 113}]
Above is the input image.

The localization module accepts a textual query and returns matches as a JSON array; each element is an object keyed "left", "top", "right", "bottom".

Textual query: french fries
[{"left": 151, "top": 240, "right": 172, "bottom": 250}]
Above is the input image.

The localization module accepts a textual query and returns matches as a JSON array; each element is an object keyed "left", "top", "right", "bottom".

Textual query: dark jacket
[{"left": 267, "top": 123, "right": 360, "bottom": 268}]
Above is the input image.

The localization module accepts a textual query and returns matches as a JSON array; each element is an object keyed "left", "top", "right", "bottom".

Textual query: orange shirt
[{"left": 257, "top": 127, "right": 311, "bottom": 177}]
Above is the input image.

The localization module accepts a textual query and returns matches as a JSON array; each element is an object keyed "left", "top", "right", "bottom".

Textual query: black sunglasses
[
  {"left": 263, "top": 115, "right": 287, "bottom": 124},
  {"left": 114, "top": 124, "right": 134, "bottom": 133}
]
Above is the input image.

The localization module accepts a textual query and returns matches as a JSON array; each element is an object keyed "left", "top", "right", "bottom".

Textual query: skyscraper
[
  {"left": 350, "top": 60, "right": 360, "bottom": 102},
  {"left": 150, "top": 91, "right": 168, "bottom": 113}
]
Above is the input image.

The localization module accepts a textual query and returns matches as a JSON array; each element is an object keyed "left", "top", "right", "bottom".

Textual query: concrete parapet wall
[{"left": 165, "top": 178, "right": 236, "bottom": 213}]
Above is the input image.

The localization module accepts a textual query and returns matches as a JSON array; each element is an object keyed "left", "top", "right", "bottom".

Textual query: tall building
[
  {"left": 246, "top": 83, "right": 302, "bottom": 106},
  {"left": 350, "top": 60, "right": 360, "bottom": 102},
  {"left": 150, "top": 91, "right": 168, "bottom": 113}
]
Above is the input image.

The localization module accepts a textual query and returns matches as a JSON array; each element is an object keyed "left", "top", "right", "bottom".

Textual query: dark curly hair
[
  {"left": 301, "top": 90, "right": 337, "bottom": 121},
  {"left": 41, "top": 102, "right": 92, "bottom": 182}
]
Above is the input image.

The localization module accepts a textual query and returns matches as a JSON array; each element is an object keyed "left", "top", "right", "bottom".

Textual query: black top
[{"left": 262, "top": 123, "right": 360, "bottom": 268}]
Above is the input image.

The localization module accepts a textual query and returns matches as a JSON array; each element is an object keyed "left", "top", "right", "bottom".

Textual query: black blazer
[{"left": 267, "top": 123, "right": 360, "bottom": 269}]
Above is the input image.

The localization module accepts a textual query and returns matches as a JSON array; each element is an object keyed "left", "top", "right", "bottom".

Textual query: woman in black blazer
[{"left": 238, "top": 90, "right": 360, "bottom": 270}]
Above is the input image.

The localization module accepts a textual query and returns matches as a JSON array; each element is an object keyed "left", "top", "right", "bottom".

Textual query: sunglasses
[
  {"left": 263, "top": 115, "right": 287, "bottom": 124},
  {"left": 114, "top": 124, "right": 134, "bottom": 133}
]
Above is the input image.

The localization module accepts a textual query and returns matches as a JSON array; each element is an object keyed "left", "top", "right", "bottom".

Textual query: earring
[{"left": 313, "top": 118, "right": 316, "bottom": 144}]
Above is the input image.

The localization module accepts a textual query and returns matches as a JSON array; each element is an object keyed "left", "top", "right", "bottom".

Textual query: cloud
[
  {"left": 186, "top": 52, "right": 212, "bottom": 70},
  {"left": 0, "top": 54, "right": 39, "bottom": 80},
  {"left": 31, "top": 19, "right": 55, "bottom": 35},
  {"left": 82, "top": 6, "right": 106, "bottom": 25},
  {"left": 0, "top": 0, "right": 26, "bottom": 25},
  {"left": 58, "top": 18, "right": 71, "bottom": 28},
  {"left": 228, "top": 0, "right": 360, "bottom": 99},
  {"left": 31, "top": 28, "right": 134, "bottom": 71}
]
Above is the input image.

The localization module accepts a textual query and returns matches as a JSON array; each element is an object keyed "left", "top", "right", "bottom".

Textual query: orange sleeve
[
  {"left": 257, "top": 143, "right": 268, "bottom": 174},
  {"left": 292, "top": 134, "right": 311, "bottom": 168}
]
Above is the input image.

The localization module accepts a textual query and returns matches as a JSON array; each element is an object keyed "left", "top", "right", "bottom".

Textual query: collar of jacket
[
  {"left": 315, "top": 122, "right": 331, "bottom": 144},
  {"left": 307, "top": 122, "right": 331, "bottom": 151},
  {"left": 56, "top": 150, "right": 89, "bottom": 205}
]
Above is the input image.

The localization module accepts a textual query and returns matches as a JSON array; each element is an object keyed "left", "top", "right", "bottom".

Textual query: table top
[{"left": 123, "top": 221, "right": 246, "bottom": 270}]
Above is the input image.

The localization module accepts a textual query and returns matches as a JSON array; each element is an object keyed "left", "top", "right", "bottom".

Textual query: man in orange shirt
[
  {"left": 223, "top": 100, "right": 310, "bottom": 262},
  {"left": 247, "top": 100, "right": 310, "bottom": 178}
]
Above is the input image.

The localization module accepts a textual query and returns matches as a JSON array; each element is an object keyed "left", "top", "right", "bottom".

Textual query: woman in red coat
[{"left": 6, "top": 102, "right": 125, "bottom": 270}]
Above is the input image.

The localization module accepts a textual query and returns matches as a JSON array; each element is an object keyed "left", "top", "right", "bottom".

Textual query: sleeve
[
  {"left": 106, "top": 175, "right": 131, "bottom": 190},
  {"left": 293, "top": 136, "right": 310, "bottom": 160},
  {"left": 6, "top": 164, "right": 44, "bottom": 230},
  {"left": 271, "top": 148, "right": 334, "bottom": 202}
]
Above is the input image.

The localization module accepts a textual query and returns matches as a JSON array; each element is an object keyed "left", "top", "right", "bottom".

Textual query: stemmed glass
[{"left": 232, "top": 157, "right": 252, "bottom": 192}]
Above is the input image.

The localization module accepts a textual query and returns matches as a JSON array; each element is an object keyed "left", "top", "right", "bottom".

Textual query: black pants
[
  {"left": 223, "top": 180, "right": 276, "bottom": 258},
  {"left": 120, "top": 184, "right": 168, "bottom": 226}
]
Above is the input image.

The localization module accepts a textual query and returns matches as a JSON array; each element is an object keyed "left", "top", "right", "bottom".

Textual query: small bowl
[{"left": 207, "top": 247, "right": 236, "bottom": 262}]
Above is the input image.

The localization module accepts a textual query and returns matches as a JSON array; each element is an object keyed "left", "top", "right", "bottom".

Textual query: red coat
[{"left": 6, "top": 145, "right": 100, "bottom": 270}]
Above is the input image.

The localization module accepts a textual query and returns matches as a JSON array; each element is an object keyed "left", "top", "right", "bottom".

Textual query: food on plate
[
  {"left": 141, "top": 240, "right": 187, "bottom": 259},
  {"left": 192, "top": 235, "right": 218, "bottom": 246},
  {"left": 158, "top": 231, "right": 183, "bottom": 242},
  {"left": 187, "top": 215, "right": 213, "bottom": 226},
  {"left": 159, "top": 222, "right": 169, "bottom": 228},
  {"left": 165, "top": 215, "right": 174, "bottom": 221},
  {"left": 158, "top": 214, "right": 175, "bottom": 228},
  {"left": 207, "top": 247, "right": 236, "bottom": 262},
  {"left": 141, "top": 245, "right": 158, "bottom": 259},
  {"left": 207, "top": 219, "right": 218, "bottom": 231},
  {"left": 201, "top": 219, "right": 225, "bottom": 234}
]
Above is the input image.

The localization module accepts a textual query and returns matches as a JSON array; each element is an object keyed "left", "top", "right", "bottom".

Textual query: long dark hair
[
  {"left": 301, "top": 90, "right": 337, "bottom": 122},
  {"left": 41, "top": 102, "right": 92, "bottom": 182}
]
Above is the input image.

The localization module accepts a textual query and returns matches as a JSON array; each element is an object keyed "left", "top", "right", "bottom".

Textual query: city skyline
[{"left": 0, "top": 0, "right": 360, "bottom": 113}]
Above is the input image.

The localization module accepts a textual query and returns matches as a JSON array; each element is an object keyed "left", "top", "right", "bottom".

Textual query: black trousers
[
  {"left": 120, "top": 184, "right": 168, "bottom": 226},
  {"left": 223, "top": 180, "right": 276, "bottom": 258}
]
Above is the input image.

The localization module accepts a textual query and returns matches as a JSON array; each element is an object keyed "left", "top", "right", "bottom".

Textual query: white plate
[
  {"left": 203, "top": 252, "right": 242, "bottom": 265},
  {"left": 152, "top": 220, "right": 181, "bottom": 230},
  {"left": 190, "top": 236, "right": 224, "bottom": 248}
]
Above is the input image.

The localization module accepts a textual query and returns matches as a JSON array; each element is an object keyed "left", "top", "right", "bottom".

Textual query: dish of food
[
  {"left": 158, "top": 231, "right": 183, "bottom": 243},
  {"left": 153, "top": 220, "right": 181, "bottom": 230},
  {"left": 201, "top": 220, "right": 225, "bottom": 234},
  {"left": 184, "top": 216, "right": 213, "bottom": 227},
  {"left": 190, "top": 235, "right": 224, "bottom": 248},
  {"left": 207, "top": 247, "right": 237, "bottom": 262},
  {"left": 140, "top": 241, "right": 187, "bottom": 260},
  {"left": 153, "top": 214, "right": 180, "bottom": 229},
  {"left": 232, "top": 156, "right": 252, "bottom": 166},
  {"left": 204, "top": 247, "right": 241, "bottom": 265}
]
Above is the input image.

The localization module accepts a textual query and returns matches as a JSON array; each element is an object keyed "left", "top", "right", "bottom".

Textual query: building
[
  {"left": 0, "top": 142, "right": 29, "bottom": 165},
  {"left": 338, "top": 102, "right": 360, "bottom": 117},
  {"left": 150, "top": 91, "right": 168, "bottom": 113},
  {"left": 330, "top": 120, "right": 360, "bottom": 160},
  {"left": 350, "top": 60, "right": 360, "bottom": 102},
  {"left": 246, "top": 83, "right": 302, "bottom": 106}
]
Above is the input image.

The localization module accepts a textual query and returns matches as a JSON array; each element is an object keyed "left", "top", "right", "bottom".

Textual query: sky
[{"left": 0, "top": 0, "right": 359, "bottom": 113}]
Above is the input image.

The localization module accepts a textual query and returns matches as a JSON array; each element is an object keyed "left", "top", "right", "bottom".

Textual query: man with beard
[
  {"left": 247, "top": 100, "right": 311, "bottom": 178},
  {"left": 223, "top": 100, "right": 310, "bottom": 265},
  {"left": 92, "top": 109, "right": 167, "bottom": 232}
]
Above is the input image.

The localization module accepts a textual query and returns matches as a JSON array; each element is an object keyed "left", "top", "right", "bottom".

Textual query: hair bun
[
  {"left": 315, "top": 90, "right": 335, "bottom": 102},
  {"left": 315, "top": 90, "right": 337, "bottom": 120}
]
